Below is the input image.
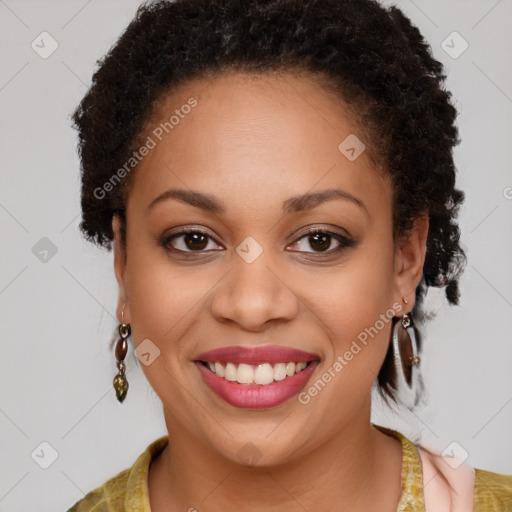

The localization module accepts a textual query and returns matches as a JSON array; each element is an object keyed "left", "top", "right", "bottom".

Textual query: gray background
[{"left": 0, "top": 0, "right": 511, "bottom": 510}]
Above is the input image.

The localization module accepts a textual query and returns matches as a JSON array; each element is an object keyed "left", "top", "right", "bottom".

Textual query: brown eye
[
  {"left": 289, "top": 229, "right": 354, "bottom": 254},
  {"left": 182, "top": 232, "right": 209, "bottom": 251},
  {"left": 162, "top": 229, "right": 223, "bottom": 253},
  {"left": 305, "top": 232, "right": 332, "bottom": 252}
]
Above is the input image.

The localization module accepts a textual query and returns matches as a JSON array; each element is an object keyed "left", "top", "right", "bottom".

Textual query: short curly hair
[{"left": 72, "top": 0, "right": 467, "bottom": 407}]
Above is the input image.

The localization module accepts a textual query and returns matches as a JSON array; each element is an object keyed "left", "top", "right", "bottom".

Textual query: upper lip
[{"left": 195, "top": 345, "right": 320, "bottom": 365}]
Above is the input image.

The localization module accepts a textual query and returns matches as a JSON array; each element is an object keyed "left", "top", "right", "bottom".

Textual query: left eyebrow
[{"left": 282, "top": 188, "right": 369, "bottom": 217}]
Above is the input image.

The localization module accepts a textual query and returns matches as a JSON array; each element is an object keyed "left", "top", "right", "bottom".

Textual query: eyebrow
[{"left": 147, "top": 187, "right": 369, "bottom": 217}]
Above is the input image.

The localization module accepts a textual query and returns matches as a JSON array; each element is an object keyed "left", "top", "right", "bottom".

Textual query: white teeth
[
  {"left": 224, "top": 362, "right": 237, "bottom": 381},
  {"left": 214, "top": 362, "right": 225, "bottom": 378},
  {"left": 296, "top": 362, "right": 307, "bottom": 372},
  {"left": 273, "top": 362, "right": 287, "bottom": 381},
  {"left": 236, "top": 363, "right": 254, "bottom": 384},
  {"left": 204, "top": 360, "right": 312, "bottom": 385},
  {"left": 254, "top": 363, "right": 274, "bottom": 385},
  {"left": 285, "top": 362, "right": 296, "bottom": 376}
]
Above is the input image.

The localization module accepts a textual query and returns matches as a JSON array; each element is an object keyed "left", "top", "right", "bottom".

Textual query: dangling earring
[
  {"left": 113, "top": 305, "right": 130, "bottom": 403},
  {"left": 392, "top": 296, "right": 421, "bottom": 408}
]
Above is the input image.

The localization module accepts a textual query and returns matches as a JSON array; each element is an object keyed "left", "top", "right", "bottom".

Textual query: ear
[
  {"left": 393, "top": 212, "right": 429, "bottom": 310},
  {"left": 112, "top": 214, "right": 130, "bottom": 324}
]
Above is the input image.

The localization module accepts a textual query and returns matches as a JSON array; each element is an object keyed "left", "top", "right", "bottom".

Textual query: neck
[{"left": 148, "top": 398, "right": 402, "bottom": 512}]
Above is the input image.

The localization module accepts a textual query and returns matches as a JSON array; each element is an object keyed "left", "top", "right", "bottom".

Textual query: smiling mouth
[{"left": 198, "top": 360, "right": 319, "bottom": 386}]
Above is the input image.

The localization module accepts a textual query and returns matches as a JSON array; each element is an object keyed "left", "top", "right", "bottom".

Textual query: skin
[{"left": 112, "top": 70, "right": 428, "bottom": 511}]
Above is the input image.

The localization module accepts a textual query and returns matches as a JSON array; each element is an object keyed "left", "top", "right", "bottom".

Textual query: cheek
[
  {"left": 315, "top": 247, "right": 393, "bottom": 324},
  {"left": 123, "top": 243, "right": 202, "bottom": 350},
  {"left": 308, "top": 239, "right": 395, "bottom": 365},
  {"left": 296, "top": 261, "right": 396, "bottom": 429},
  {"left": 123, "top": 249, "right": 206, "bottom": 402}
]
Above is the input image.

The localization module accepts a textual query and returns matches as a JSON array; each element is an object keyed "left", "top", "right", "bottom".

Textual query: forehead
[{"left": 127, "top": 70, "right": 391, "bottom": 221}]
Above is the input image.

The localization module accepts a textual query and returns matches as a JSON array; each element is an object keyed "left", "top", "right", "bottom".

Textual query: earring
[
  {"left": 113, "top": 305, "right": 130, "bottom": 403},
  {"left": 391, "top": 297, "right": 421, "bottom": 408}
]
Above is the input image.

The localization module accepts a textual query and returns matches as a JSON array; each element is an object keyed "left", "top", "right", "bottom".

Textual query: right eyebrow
[{"left": 147, "top": 188, "right": 225, "bottom": 214}]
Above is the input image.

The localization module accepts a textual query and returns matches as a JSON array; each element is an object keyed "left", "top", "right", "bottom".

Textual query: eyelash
[{"left": 160, "top": 226, "right": 356, "bottom": 257}]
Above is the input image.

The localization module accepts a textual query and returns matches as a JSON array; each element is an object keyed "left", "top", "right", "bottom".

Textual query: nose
[{"left": 209, "top": 249, "right": 299, "bottom": 331}]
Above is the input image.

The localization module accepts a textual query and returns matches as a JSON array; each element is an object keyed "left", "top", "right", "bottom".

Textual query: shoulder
[
  {"left": 418, "top": 445, "right": 512, "bottom": 512},
  {"left": 417, "top": 446, "right": 475, "bottom": 510},
  {"left": 65, "top": 468, "right": 130, "bottom": 512},
  {"left": 473, "top": 467, "right": 512, "bottom": 512},
  {"left": 65, "top": 434, "right": 169, "bottom": 512},
  {"left": 373, "top": 425, "right": 512, "bottom": 512}
]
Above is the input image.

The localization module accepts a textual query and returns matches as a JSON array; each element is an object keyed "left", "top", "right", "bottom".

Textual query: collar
[
  {"left": 123, "top": 425, "right": 474, "bottom": 512},
  {"left": 373, "top": 423, "right": 426, "bottom": 511},
  {"left": 125, "top": 434, "right": 169, "bottom": 512}
]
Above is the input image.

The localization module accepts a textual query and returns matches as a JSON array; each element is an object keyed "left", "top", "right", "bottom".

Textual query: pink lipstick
[{"left": 195, "top": 345, "right": 320, "bottom": 409}]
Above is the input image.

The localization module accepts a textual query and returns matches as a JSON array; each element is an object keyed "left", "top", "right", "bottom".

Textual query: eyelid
[
  {"left": 163, "top": 224, "right": 350, "bottom": 242},
  {"left": 162, "top": 225, "right": 224, "bottom": 249},
  {"left": 161, "top": 223, "right": 355, "bottom": 256},
  {"left": 287, "top": 226, "right": 355, "bottom": 252},
  {"left": 286, "top": 223, "right": 353, "bottom": 242}
]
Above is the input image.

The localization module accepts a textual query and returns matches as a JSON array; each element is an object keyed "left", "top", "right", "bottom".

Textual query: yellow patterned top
[{"left": 66, "top": 425, "right": 512, "bottom": 511}]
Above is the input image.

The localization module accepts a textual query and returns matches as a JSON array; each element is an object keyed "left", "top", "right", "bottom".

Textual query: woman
[{"left": 66, "top": 0, "right": 512, "bottom": 510}]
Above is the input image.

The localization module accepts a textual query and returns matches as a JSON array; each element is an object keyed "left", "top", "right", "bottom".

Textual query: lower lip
[{"left": 195, "top": 360, "right": 320, "bottom": 409}]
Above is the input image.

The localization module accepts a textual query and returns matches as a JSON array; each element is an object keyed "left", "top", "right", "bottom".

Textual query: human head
[{"left": 72, "top": 0, "right": 465, "bottom": 430}]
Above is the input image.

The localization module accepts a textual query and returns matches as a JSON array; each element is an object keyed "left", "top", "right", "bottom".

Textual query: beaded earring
[{"left": 113, "top": 305, "right": 130, "bottom": 403}]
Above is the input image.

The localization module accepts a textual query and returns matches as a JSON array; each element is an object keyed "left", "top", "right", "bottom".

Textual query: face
[{"left": 113, "top": 70, "right": 428, "bottom": 466}]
